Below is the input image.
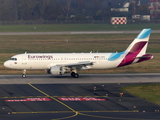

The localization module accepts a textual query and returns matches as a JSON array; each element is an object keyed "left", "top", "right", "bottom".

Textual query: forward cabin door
[{"left": 22, "top": 54, "right": 27, "bottom": 65}]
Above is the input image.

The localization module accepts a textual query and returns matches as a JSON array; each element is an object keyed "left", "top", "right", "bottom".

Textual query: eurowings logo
[{"left": 28, "top": 55, "right": 53, "bottom": 59}]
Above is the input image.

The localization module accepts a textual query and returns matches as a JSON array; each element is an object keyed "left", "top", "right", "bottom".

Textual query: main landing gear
[
  {"left": 71, "top": 72, "right": 79, "bottom": 78},
  {"left": 22, "top": 69, "right": 26, "bottom": 78},
  {"left": 21, "top": 69, "right": 79, "bottom": 78}
]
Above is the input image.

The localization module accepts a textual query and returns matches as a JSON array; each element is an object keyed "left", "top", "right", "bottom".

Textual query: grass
[
  {"left": 0, "top": 23, "right": 160, "bottom": 32},
  {"left": 0, "top": 23, "right": 160, "bottom": 106},
  {"left": 0, "top": 33, "right": 160, "bottom": 74},
  {"left": 0, "top": 33, "right": 159, "bottom": 53},
  {"left": 122, "top": 84, "right": 160, "bottom": 105}
]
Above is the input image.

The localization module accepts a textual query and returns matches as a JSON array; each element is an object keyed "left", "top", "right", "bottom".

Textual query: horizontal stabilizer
[
  {"left": 136, "top": 54, "right": 154, "bottom": 63},
  {"left": 136, "top": 54, "right": 154, "bottom": 59}
]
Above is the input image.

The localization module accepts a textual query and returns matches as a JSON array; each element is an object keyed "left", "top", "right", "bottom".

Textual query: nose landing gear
[{"left": 22, "top": 69, "right": 26, "bottom": 78}]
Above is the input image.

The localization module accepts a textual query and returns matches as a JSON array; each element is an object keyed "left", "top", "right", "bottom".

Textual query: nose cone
[{"left": 4, "top": 61, "right": 10, "bottom": 68}]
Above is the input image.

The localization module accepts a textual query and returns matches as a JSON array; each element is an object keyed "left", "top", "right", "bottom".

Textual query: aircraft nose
[{"left": 4, "top": 61, "right": 10, "bottom": 68}]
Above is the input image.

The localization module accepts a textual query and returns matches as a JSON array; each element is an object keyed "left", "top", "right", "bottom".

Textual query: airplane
[{"left": 4, "top": 29, "right": 153, "bottom": 78}]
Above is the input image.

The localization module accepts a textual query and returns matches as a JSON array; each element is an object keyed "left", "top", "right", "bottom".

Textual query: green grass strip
[{"left": 122, "top": 84, "right": 160, "bottom": 105}]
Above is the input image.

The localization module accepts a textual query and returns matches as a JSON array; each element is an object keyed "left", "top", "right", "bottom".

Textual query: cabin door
[{"left": 22, "top": 54, "right": 27, "bottom": 65}]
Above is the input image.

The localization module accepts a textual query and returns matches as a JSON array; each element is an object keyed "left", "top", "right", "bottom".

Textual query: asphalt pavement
[{"left": 0, "top": 74, "right": 159, "bottom": 120}]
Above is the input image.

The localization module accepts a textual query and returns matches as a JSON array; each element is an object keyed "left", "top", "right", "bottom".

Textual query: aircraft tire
[
  {"left": 71, "top": 72, "right": 79, "bottom": 78},
  {"left": 22, "top": 74, "right": 26, "bottom": 78},
  {"left": 74, "top": 73, "right": 79, "bottom": 78},
  {"left": 71, "top": 72, "right": 75, "bottom": 77}
]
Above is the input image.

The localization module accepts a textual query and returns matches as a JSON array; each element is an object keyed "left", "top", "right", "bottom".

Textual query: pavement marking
[
  {"left": 0, "top": 96, "right": 108, "bottom": 99},
  {"left": 27, "top": 82, "right": 77, "bottom": 112},
  {"left": 51, "top": 111, "right": 79, "bottom": 120},
  {"left": 13, "top": 110, "right": 159, "bottom": 120},
  {"left": 79, "top": 110, "right": 139, "bottom": 113},
  {"left": 10, "top": 83, "right": 157, "bottom": 120},
  {"left": 27, "top": 82, "right": 80, "bottom": 120},
  {"left": 12, "top": 111, "right": 74, "bottom": 114},
  {"left": 12, "top": 110, "right": 139, "bottom": 114}
]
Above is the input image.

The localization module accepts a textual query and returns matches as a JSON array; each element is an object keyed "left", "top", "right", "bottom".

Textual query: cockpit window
[{"left": 10, "top": 58, "right": 17, "bottom": 61}]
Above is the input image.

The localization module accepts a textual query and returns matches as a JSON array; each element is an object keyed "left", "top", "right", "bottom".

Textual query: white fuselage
[
  {"left": 3, "top": 29, "right": 153, "bottom": 78},
  {"left": 4, "top": 53, "right": 123, "bottom": 70}
]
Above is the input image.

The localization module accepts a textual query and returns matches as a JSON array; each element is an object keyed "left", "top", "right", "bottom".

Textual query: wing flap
[{"left": 56, "top": 61, "right": 94, "bottom": 69}]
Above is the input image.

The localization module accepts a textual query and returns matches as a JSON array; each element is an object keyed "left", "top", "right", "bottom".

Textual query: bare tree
[{"left": 0, "top": 0, "right": 18, "bottom": 20}]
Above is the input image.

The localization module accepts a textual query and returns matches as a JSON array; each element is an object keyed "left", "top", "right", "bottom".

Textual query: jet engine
[{"left": 48, "top": 66, "right": 66, "bottom": 75}]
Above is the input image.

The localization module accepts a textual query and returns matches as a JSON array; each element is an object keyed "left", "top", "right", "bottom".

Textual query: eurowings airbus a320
[{"left": 4, "top": 29, "right": 153, "bottom": 78}]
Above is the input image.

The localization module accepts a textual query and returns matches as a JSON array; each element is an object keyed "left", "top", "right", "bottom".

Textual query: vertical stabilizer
[
  {"left": 118, "top": 29, "right": 152, "bottom": 67},
  {"left": 125, "top": 29, "right": 151, "bottom": 55}
]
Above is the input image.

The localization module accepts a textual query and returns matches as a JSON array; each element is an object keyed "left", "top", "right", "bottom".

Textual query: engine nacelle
[{"left": 49, "top": 66, "right": 66, "bottom": 75}]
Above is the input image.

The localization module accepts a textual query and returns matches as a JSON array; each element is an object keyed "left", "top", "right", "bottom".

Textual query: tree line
[{"left": 0, "top": 0, "right": 150, "bottom": 21}]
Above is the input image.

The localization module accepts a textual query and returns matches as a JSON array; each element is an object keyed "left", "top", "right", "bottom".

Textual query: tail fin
[
  {"left": 125, "top": 29, "right": 151, "bottom": 55},
  {"left": 117, "top": 29, "right": 152, "bottom": 67}
]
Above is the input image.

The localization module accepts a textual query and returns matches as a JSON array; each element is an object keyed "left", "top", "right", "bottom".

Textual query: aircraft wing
[{"left": 56, "top": 61, "right": 94, "bottom": 70}]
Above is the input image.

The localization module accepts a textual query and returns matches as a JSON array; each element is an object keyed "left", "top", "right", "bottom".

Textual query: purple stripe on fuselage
[{"left": 118, "top": 41, "right": 147, "bottom": 67}]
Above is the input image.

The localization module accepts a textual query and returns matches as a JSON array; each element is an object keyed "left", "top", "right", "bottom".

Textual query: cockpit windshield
[{"left": 10, "top": 58, "right": 17, "bottom": 61}]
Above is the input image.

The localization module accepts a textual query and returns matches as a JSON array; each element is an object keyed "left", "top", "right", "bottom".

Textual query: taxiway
[
  {"left": 0, "top": 73, "right": 159, "bottom": 84},
  {"left": 0, "top": 74, "right": 159, "bottom": 120},
  {"left": 0, "top": 30, "right": 160, "bottom": 35}
]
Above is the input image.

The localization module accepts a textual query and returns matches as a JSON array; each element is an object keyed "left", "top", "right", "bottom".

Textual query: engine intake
[{"left": 49, "top": 66, "right": 65, "bottom": 75}]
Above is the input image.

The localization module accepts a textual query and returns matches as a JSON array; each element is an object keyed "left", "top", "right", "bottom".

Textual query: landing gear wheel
[
  {"left": 71, "top": 72, "right": 79, "bottom": 78},
  {"left": 22, "top": 74, "right": 26, "bottom": 78},
  {"left": 22, "top": 69, "right": 26, "bottom": 78},
  {"left": 71, "top": 72, "right": 75, "bottom": 77},
  {"left": 74, "top": 73, "right": 79, "bottom": 78}
]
